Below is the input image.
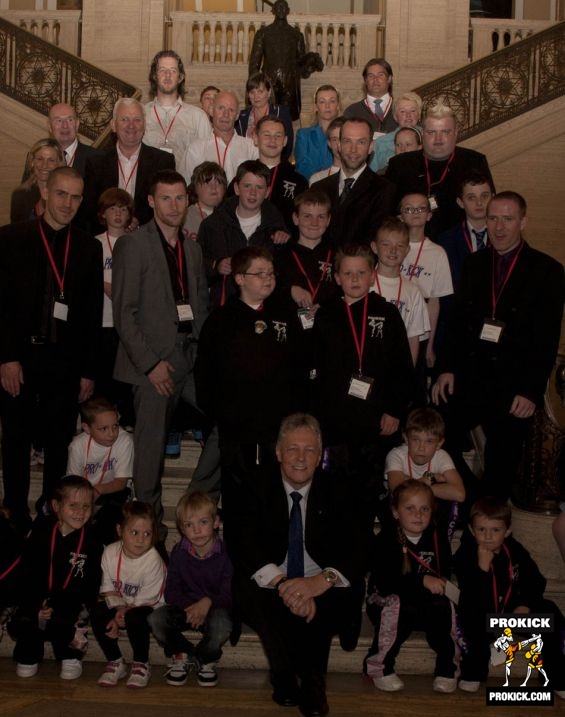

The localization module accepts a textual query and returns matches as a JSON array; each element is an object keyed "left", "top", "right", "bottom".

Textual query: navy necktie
[
  {"left": 473, "top": 228, "right": 487, "bottom": 251},
  {"left": 340, "top": 177, "right": 354, "bottom": 204},
  {"left": 287, "top": 491, "right": 304, "bottom": 578}
]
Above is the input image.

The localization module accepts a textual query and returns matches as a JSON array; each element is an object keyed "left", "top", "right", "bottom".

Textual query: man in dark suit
[
  {"left": 228, "top": 413, "right": 366, "bottom": 717},
  {"left": 386, "top": 103, "right": 494, "bottom": 240},
  {"left": 0, "top": 167, "right": 103, "bottom": 533},
  {"left": 82, "top": 98, "right": 175, "bottom": 234},
  {"left": 112, "top": 170, "right": 208, "bottom": 542},
  {"left": 433, "top": 191, "right": 564, "bottom": 500},
  {"left": 311, "top": 118, "right": 396, "bottom": 247}
]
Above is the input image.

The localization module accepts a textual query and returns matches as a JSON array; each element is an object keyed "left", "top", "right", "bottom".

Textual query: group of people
[{"left": 1, "top": 42, "right": 565, "bottom": 717}]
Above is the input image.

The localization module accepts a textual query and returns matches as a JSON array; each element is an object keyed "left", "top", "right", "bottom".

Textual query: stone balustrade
[
  {"left": 168, "top": 11, "right": 383, "bottom": 70},
  {"left": 470, "top": 18, "right": 554, "bottom": 59},
  {"left": 0, "top": 10, "right": 80, "bottom": 54}
]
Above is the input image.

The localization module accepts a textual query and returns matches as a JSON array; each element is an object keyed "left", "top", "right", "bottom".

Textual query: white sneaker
[
  {"left": 60, "top": 658, "right": 82, "bottom": 680},
  {"left": 97, "top": 658, "right": 128, "bottom": 687},
  {"left": 127, "top": 661, "right": 150, "bottom": 689},
  {"left": 373, "top": 673, "right": 404, "bottom": 691},
  {"left": 458, "top": 679, "right": 481, "bottom": 693},
  {"left": 197, "top": 662, "right": 218, "bottom": 687},
  {"left": 433, "top": 676, "right": 457, "bottom": 693},
  {"left": 16, "top": 663, "right": 38, "bottom": 678},
  {"left": 165, "top": 653, "right": 190, "bottom": 686}
]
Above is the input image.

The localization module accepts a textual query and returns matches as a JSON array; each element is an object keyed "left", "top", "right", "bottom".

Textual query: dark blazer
[
  {"left": 436, "top": 221, "right": 475, "bottom": 293},
  {"left": 81, "top": 143, "right": 175, "bottom": 233},
  {"left": 311, "top": 166, "right": 396, "bottom": 247},
  {"left": 0, "top": 217, "right": 103, "bottom": 378},
  {"left": 10, "top": 184, "right": 41, "bottom": 224},
  {"left": 112, "top": 219, "right": 209, "bottom": 386},
  {"left": 228, "top": 464, "right": 366, "bottom": 588},
  {"left": 438, "top": 241, "right": 564, "bottom": 409},
  {"left": 386, "top": 146, "right": 494, "bottom": 240},
  {"left": 344, "top": 99, "right": 398, "bottom": 134}
]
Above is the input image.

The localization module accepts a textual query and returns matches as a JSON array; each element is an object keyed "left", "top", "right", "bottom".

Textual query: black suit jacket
[
  {"left": 438, "top": 241, "right": 564, "bottom": 409},
  {"left": 386, "top": 146, "right": 494, "bottom": 240},
  {"left": 228, "top": 465, "right": 366, "bottom": 587},
  {"left": 72, "top": 141, "right": 101, "bottom": 178},
  {"left": 311, "top": 166, "right": 396, "bottom": 248},
  {"left": 81, "top": 143, "right": 175, "bottom": 233}
]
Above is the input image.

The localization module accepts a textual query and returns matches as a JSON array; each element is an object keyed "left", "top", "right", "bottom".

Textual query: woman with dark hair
[{"left": 235, "top": 72, "right": 294, "bottom": 160}]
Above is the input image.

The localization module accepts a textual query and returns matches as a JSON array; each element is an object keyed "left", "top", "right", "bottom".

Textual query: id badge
[
  {"left": 53, "top": 301, "right": 68, "bottom": 321},
  {"left": 480, "top": 318, "right": 505, "bottom": 343},
  {"left": 428, "top": 194, "right": 438, "bottom": 211},
  {"left": 348, "top": 374, "right": 374, "bottom": 400},
  {"left": 297, "top": 308, "right": 314, "bottom": 330},
  {"left": 177, "top": 304, "right": 194, "bottom": 322}
]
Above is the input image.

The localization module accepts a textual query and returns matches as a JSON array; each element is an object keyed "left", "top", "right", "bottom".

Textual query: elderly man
[
  {"left": 369, "top": 91, "right": 422, "bottom": 173},
  {"left": 112, "top": 170, "right": 209, "bottom": 544},
  {"left": 227, "top": 413, "right": 365, "bottom": 717},
  {"left": 386, "top": 102, "right": 494, "bottom": 240},
  {"left": 181, "top": 90, "right": 258, "bottom": 184},
  {"left": 344, "top": 58, "right": 397, "bottom": 136},
  {"left": 433, "top": 191, "right": 564, "bottom": 500},
  {"left": 82, "top": 97, "right": 175, "bottom": 233},
  {"left": 0, "top": 167, "right": 103, "bottom": 533},
  {"left": 311, "top": 117, "right": 395, "bottom": 247},
  {"left": 143, "top": 50, "right": 211, "bottom": 167}
]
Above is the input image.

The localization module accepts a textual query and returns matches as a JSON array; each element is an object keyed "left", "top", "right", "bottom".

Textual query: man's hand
[
  {"left": 126, "top": 217, "right": 140, "bottom": 233},
  {"left": 185, "top": 597, "right": 212, "bottom": 629},
  {"left": 432, "top": 373, "right": 455, "bottom": 404},
  {"left": 0, "top": 361, "right": 24, "bottom": 397},
  {"left": 380, "top": 413, "right": 399, "bottom": 436},
  {"left": 78, "top": 378, "right": 95, "bottom": 403},
  {"left": 148, "top": 360, "right": 175, "bottom": 397},
  {"left": 509, "top": 395, "right": 535, "bottom": 419},
  {"left": 271, "top": 230, "right": 290, "bottom": 245},
  {"left": 216, "top": 257, "right": 232, "bottom": 275}
]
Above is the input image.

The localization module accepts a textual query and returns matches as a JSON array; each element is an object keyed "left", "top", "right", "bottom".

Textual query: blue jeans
[{"left": 149, "top": 604, "right": 232, "bottom": 664}]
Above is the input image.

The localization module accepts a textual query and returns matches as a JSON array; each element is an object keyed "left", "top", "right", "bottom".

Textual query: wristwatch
[{"left": 322, "top": 568, "right": 339, "bottom": 586}]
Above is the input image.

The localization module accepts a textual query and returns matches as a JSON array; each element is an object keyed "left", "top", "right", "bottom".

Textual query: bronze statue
[{"left": 249, "top": 0, "right": 323, "bottom": 121}]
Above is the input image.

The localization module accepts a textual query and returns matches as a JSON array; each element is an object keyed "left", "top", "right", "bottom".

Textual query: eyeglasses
[
  {"left": 401, "top": 206, "right": 428, "bottom": 215},
  {"left": 243, "top": 271, "right": 275, "bottom": 279}
]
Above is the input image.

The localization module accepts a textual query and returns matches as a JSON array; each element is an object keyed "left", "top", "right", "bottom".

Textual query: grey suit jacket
[{"left": 112, "top": 219, "right": 209, "bottom": 385}]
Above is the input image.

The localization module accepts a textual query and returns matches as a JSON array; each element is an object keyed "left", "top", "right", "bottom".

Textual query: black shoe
[
  {"left": 271, "top": 671, "right": 300, "bottom": 707},
  {"left": 299, "top": 674, "right": 329, "bottom": 717}
]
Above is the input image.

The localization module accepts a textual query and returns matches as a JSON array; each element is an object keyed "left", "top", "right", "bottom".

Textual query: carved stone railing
[
  {"left": 414, "top": 21, "right": 565, "bottom": 142},
  {"left": 0, "top": 17, "right": 140, "bottom": 143},
  {"left": 470, "top": 18, "right": 555, "bottom": 60},
  {"left": 168, "top": 12, "right": 383, "bottom": 70},
  {"left": 0, "top": 10, "right": 81, "bottom": 55}
]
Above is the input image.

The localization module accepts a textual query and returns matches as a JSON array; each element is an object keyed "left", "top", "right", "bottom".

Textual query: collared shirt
[
  {"left": 181, "top": 132, "right": 258, "bottom": 184},
  {"left": 63, "top": 138, "right": 79, "bottom": 167},
  {"left": 116, "top": 145, "right": 141, "bottom": 198},
  {"left": 338, "top": 165, "right": 366, "bottom": 196},
  {"left": 466, "top": 220, "right": 488, "bottom": 252},
  {"left": 144, "top": 97, "right": 212, "bottom": 167}
]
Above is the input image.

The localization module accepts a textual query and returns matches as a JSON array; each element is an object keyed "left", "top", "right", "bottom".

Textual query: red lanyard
[
  {"left": 115, "top": 546, "right": 166, "bottom": 606},
  {"left": 106, "top": 231, "right": 114, "bottom": 257},
  {"left": 407, "top": 456, "right": 431, "bottom": 479},
  {"left": 0, "top": 556, "right": 21, "bottom": 581},
  {"left": 49, "top": 522, "right": 85, "bottom": 593},
  {"left": 38, "top": 220, "right": 70, "bottom": 300},
  {"left": 407, "top": 239, "right": 425, "bottom": 282},
  {"left": 406, "top": 528, "right": 441, "bottom": 576},
  {"left": 344, "top": 294, "right": 368, "bottom": 375},
  {"left": 166, "top": 237, "right": 186, "bottom": 301},
  {"left": 85, "top": 435, "right": 113, "bottom": 487},
  {"left": 491, "top": 543, "right": 514, "bottom": 612},
  {"left": 266, "top": 164, "right": 279, "bottom": 199},
  {"left": 153, "top": 103, "right": 181, "bottom": 143},
  {"left": 118, "top": 157, "right": 139, "bottom": 193},
  {"left": 214, "top": 134, "right": 232, "bottom": 168},
  {"left": 291, "top": 248, "right": 332, "bottom": 303},
  {"left": 364, "top": 96, "right": 391, "bottom": 121},
  {"left": 424, "top": 152, "right": 454, "bottom": 193},
  {"left": 491, "top": 241, "right": 523, "bottom": 318},
  {"left": 374, "top": 273, "right": 402, "bottom": 309},
  {"left": 220, "top": 275, "right": 227, "bottom": 307}
]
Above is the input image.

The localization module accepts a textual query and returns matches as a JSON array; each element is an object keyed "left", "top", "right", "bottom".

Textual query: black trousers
[
  {"left": 0, "top": 345, "right": 80, "bottom": 525},
  {"left": 91, "top": 602, "right": 153, "bottom": 663}
]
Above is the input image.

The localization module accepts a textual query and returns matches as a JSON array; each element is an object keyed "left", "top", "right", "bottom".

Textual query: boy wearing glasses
[
  {"left": 398, "top": 192, "right": 453, "bottom": 374},
  {"left": 194, "top": 246, "right": 298, "bottom": 518},
  {"left": 198, "top": 160, "right": 289, "bottom": 307}
]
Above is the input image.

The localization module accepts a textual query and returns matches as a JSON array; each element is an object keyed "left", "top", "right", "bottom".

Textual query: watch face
[{"left": 324, "top": 568, "right": 338, "bottom": 583}]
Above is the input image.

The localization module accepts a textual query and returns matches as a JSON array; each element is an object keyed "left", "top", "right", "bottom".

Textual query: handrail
[
  {"left": 0, "top": 17, "right": 140, "bottom": 143},
  {"left": 414, "top": 21, "right": 565, "bottom": 142}
]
